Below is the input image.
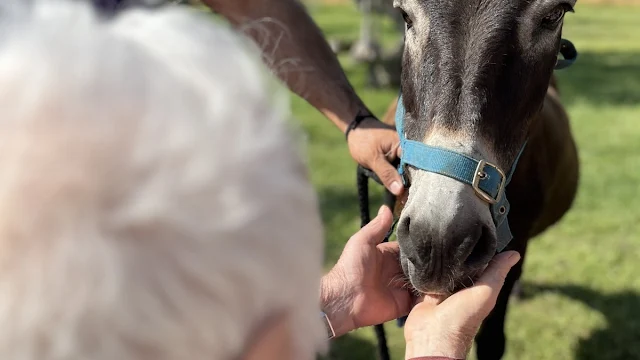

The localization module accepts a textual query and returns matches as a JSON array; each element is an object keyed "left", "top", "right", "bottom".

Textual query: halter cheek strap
[{"left": 393, "top": 38, "right": 577, "bottom": 252}]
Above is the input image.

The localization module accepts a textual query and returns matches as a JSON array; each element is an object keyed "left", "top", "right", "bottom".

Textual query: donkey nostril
[
  {"left": 464, "top": 226, "right": 494, "bottom": 269},
  {"left": 399, "top": 215, "right": 411, "bottom": 237}
]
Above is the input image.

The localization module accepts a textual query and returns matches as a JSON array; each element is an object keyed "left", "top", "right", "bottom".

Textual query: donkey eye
[
  {"left": 542, "top": 4, "right": 573, "bottom": 28},
  {"left": 400, "top": 9, "right": 413, "bottom": 30}
]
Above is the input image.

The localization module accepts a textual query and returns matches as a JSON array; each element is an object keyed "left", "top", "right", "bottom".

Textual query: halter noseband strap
[{"left": 393, "top": 38, "right": 577, "bottom": 253}]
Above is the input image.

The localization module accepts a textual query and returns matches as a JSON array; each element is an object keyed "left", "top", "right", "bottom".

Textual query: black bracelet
[{"left": 345, "top": 113, "right": 374, "bottom": 141}]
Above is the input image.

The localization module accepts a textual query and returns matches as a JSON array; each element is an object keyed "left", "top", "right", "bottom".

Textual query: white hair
[{"left": 0, "top": 1, "right": 326, "bottom": 360}]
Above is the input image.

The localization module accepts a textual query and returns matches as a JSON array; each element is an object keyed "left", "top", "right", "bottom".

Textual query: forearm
[{"left": 204, "top": 0, "right": 373, "bottom": 131}]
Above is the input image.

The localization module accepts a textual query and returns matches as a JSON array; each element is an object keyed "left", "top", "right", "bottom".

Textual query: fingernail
[
  {"left": 378, "top": 206, "right": 385, "bottom": 216},
  {"left": 390, "top": 181, "right": 402, "bottom": 195},
  {"left": 507, "top": 251, "right": 521, "bottom": 264}
]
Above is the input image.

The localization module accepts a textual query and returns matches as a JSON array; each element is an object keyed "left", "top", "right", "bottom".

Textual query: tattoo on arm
[{"left": 203, "top": 0, "right": 374, "bottom": 131}]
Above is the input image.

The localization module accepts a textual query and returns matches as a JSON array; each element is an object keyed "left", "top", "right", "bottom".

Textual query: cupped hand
[
  {"left": 320, "top": 205, "right": 413, "bottom": 336},
  {"left": 403, "top": 251, "right": 521, "bottom": 359}
]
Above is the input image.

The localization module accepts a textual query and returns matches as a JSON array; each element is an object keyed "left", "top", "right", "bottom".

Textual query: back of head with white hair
[{"left": 0, "top": 1, "right": 326, "bottom": 359}]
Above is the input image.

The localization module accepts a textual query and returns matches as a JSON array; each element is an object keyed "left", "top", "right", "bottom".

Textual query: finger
[
  {"left": 371, "top": 154, "right": 404, "bottom": 196},
  {"left": 422, "top": 293, "right": 447, "bottom": 306},
  {"left": 411, "top": 294, "right": 425, "bottom": 308},
  {"left": 377, "top": 240, "right": 400, "bottom": 254},
  {"left": 459, "top": 251, "right": 521, "bottom": 311},
  {"left": 391, "top": 288, "right": 414, "bottom": 318},
  {"left": 380, "top": 244, "right": 405, "bottom": 279},
  {"left": 352, "top": 205, "right": 394, "bottom": 246},
  {"left": 383, "top": 139, "right": 402, "bottom": 162},
  {"left": 476, "top": 251, "right": 521, "bottom": 291},
  {"left": 409, "top": 295, "right": 439, "bottom": 313},
  {"left": 378, "top": 242, "right": 404, "bottom": 273}
]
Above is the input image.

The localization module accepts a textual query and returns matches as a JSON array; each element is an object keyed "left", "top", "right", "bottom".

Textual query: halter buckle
[{"left": 472, "top": 160, "right": 506, "bottom": 205}]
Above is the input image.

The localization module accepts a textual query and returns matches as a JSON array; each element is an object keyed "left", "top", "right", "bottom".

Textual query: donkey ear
[{"left": 554, "top": 39, "right": 578, "bottom": 70}]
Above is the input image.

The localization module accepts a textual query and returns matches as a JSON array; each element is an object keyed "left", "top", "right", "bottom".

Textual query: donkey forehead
[
  {"left": 398, "top": 0, "right": 576, "bottom": 58},
  {"left": 395, "top": 0, "right": 577, "bottom": 15},
  {"left": 397, "top": 0, "right": 575, "bottom": 51}
]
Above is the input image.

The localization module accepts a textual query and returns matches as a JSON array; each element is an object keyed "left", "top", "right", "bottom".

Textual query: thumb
[
  {"left": 370, "top": 155, "right": 404, "bottom": 196},
  {"left": 465, "top": 251, "right": 521, "bottom": 312},
  {"left": 478, "top": 251, "right": 521, "bottom": 288},
  {"left": 353, "top": 205, "right": 394, "bottom": 246}
]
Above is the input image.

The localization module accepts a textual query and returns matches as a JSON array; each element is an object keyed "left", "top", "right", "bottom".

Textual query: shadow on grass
[
  {"left": 522, "top": 282, "right": 640, "bottom": 360},
  {"left": 556, "top": 50, "right": 640, "bottom": 106},
  {"left": 318, "top": 332, "right": 378, "bottom": 360}
]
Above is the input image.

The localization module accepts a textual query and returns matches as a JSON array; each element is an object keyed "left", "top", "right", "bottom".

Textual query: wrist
[
  {"left": 319, "top": 272, "right": 356, "bottom": 337},
  {"left": 345, "top": 112, "right": 377, "bottom": 141}
]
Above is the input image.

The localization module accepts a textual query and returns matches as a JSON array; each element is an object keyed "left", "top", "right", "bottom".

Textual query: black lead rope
[
  {"left": 356, "top": 165, "right": 399, "bottom": 240},
  {"left": 356, "top": 164, "right": 398, "bottom": 360}
]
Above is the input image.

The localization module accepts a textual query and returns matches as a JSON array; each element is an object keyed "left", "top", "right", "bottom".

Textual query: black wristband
[{"left": 345, "top": 113, "right": 373, "bottom": 141}]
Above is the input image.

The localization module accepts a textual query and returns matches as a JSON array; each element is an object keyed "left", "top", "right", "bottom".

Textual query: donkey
[
  {"left": 345, "top": 0, "right": 405, "bottom": 87},
  {"left": 378, "top": 0, "right": 580, "bottom": 359}
]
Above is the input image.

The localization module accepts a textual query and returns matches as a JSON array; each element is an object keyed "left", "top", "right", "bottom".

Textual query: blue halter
[{"left": 393, "top": 38, "right": 578, "bottom": 252}]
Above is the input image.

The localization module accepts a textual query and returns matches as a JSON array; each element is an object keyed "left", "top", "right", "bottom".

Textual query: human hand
[
  {"left": 347, "top": 117, "right": 404, "bottom": 196},
  {"left": 320, "top": 205, "right": 413, "bottom": 337},
  {"left": 403, "top": 251, "right": 521, "bottom": 359}
]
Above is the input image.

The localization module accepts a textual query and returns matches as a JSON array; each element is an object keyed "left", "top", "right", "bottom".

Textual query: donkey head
[{"left": 393, "top": 0, "right": 575, "bottom": 294}]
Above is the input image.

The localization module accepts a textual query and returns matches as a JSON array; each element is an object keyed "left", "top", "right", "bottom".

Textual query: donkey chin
[{"left": 396, "top": 169, "right": 498, "bottom": 296}]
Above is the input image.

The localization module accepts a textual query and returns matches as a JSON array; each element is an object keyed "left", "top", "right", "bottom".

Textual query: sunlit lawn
[{"left": 289, "top": 3, "right": 640, "bottom": 360}]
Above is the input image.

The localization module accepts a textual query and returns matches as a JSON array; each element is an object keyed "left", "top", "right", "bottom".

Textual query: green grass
[{"left": 290, "top": 3, "right": 640, "bottom": 360}]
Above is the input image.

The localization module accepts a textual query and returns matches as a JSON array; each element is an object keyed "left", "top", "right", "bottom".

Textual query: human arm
[{"left": 201, "top": 0, "right": 404, "bottom": 195}]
